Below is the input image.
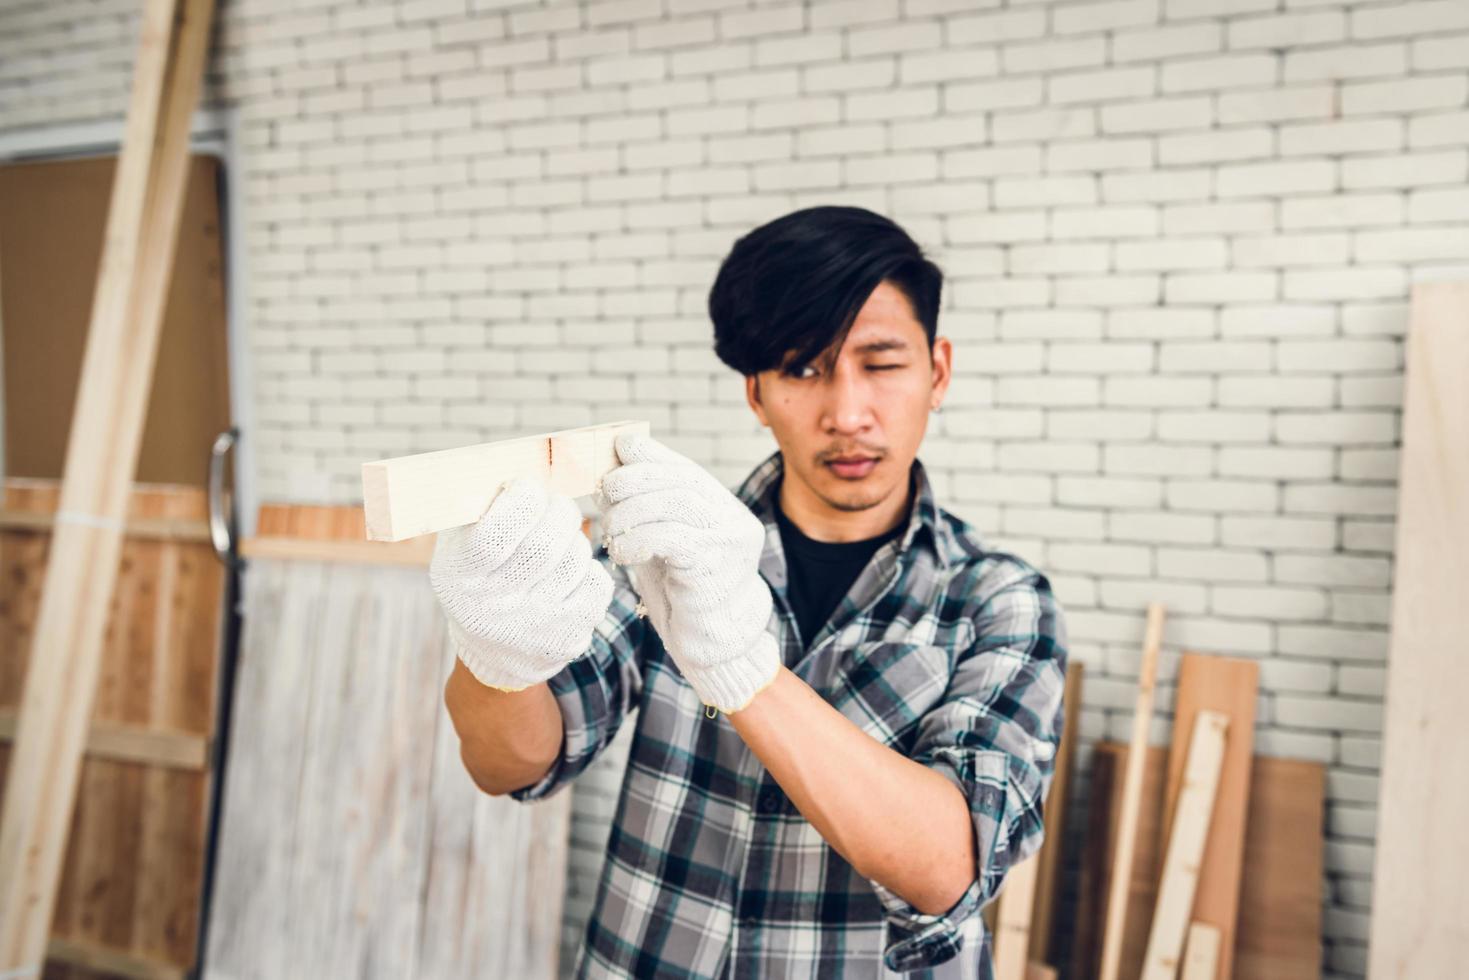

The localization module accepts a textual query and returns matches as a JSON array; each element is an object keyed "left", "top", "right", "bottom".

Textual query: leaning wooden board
[
  {"left": 0, "top": 479, "right": 226, "bottom": 979},
  {"left": 1072, "top": 743, "right": 1324, "bottom": 979},
  {"left": 1369, "top": 281, "right": 1469, "bottom": 978},
  {"left": 1159, "top": 654, "right": 1258, "bottom": 980},
  {"left": 206, "top": 504, "right": 572, "bottom": 979}
]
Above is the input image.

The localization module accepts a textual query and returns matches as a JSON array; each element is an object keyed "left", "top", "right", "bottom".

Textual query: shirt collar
[{"left": 733, "top": 449, "right": 957, "bottom": 573}]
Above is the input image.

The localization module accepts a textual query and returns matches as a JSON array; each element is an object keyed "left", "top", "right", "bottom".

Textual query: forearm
[
  {"left": 443, "top": 657, "right": 564, "bottom": 796},
  {"left": 728, "top": 666, "right": 977, "bottom": 915}
]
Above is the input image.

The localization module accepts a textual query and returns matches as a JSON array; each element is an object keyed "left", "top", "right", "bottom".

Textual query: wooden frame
[
  {"left": 0, "top": 0, "right": 216, "bottom": 971},
  {"left": 361, "top": 419, "right": 649, "bottom": 542}
]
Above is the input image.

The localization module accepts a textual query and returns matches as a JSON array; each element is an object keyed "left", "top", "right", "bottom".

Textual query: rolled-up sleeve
[
  {"left": 875, "top": 566, "right": 1068, "bottom": 972},
  {"left": 508, "top": 547, "right": 650, "bottom": 802}
]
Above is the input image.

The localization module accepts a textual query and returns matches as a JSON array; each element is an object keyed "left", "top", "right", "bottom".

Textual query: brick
[
  {"left": 1217, "top": 159, "right": 1335, "bottom": 197},
  {"left": 1051, "top": 204, "right": 1160, "bottom": 238},
  {"left": 1161, "top": 52, "right": 1276, "bottom": 92},
  {"left": 1413, "top": 32, "right": 1469, "bottom": 71},
  {"left": 1052, "top": 0, "right": 1160, "bottom": 35},
  {"left": 1002, "top": 36, "right": 1108, "bottom": 73},
  {"left": 1283, "top": 41, "right": 1407, "bottom": 82},
  {"left": 1219, "top": 83, "right": 1333, "bottom": 124},
  {"left": 1342, "top": 75, "right": 1469, "bottom": 116},
  {"left": 1409, "top": 110, "right": 1469, "bottom": 148},
  {"left": 1049, "top": 65, "right": 1156, "bottom": 104},
  {"left": 1351, "top": 1, "right": 1469, "bottom": 39},
  {"left": 1233, "top": 233, "right": 1350, "bottom": 268},
  {"left": 1159, "top": 126, "right": 1273, "bottom": 164},
  {"left": 1279, "top": 118, "right": 1402, "bottom": 157},
  {"left": 1282, "top": 192, "right": 1404, "bottom": 229},
  {"left": 1046, "top": 137, "right": 1154, "bottom": 172},
  {"left": 1344, "top": 150, "right": 1467, "bottom": 189},
  {"left": 1100, "top": 96, "right": 1212, "bottom": 133},
  {"left": 1112, "top": 22, "right": 1222, "bottom": 62}
]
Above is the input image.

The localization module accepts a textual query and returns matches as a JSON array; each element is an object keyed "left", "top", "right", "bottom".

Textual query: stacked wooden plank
[
  {"left": 204, "top": 504, "right": 572, "bottom": 979},
  {"left": 1072, "top": 743, "right": 1325, "bottom": 979},
  {"left": 0, "top": 480, "right": 226, "bottom": 979}
]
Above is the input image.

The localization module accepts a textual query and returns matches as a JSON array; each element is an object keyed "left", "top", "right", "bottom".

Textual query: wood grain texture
[
  {"left": 361, "top": 419, "right": 648, "bottom": 541},
  {"left": 1369, "top": 281, "right": 1469, "bottom": 979},
  {"left": 1097, "top": 602, "right": 1163, "bottom": 980},
  {"left": 0, "top": 0, "right": 217, "bottom": 969},
  {"left": 1180, "top": 923, "right": 1220, "bottom": 980},
  {"left": 1160, "top": 654, "right": 1258, "bottom": 980},
  {"left": 1142, "top": 711, "right": 1228, "bottom": 980},
  {"left": 1073, "top": 744, "right": 1324, "bottom": 980},
  {"left": 993, "top": 855, "right": 1039, "bottom": 980},
  {"left": 0, "top": 481, "right": 224, "bottom": 977},
  {"left": 206, "top": 504, "right": 571, "bottom": 979},
  {"left": 1029, "top": 660, "right": 1082, "bottom": 966}
]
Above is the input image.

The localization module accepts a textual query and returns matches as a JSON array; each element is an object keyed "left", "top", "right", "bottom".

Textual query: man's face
[{"left": 744, "top": 280, "right": 952, "bottom": 528}]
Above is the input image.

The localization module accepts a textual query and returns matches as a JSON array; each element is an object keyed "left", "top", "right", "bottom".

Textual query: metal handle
[{"left": 208, "top": 427, "right": 240, "bottom": 567}]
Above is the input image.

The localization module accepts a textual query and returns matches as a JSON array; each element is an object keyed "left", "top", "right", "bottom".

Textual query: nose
[{"left": 820, "top": 362, "right": 874, "bottom": 435}]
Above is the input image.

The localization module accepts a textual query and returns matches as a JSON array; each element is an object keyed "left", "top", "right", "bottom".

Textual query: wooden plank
[
  {"left": 0, "top": 711, "right": 207, "bottom": 771},
  {"left": 361, "top": 419, "right": 649, "bottom": 541},
  {"left": 994, "top": 855, "right": 1040, "bottom": 980},
  {"left": 1029, "top": 660, "right": 1082, "bottom": 964},
  {"left": 1097, "top": 601, "right": 1164, "bottom": 980},
  {"left": 1160, "top": 654, "right": 1258, "bottom": 980},
  {"left": 1234, "top": 757, "right": 1324, "bottom": 979},
  {"left": 1369, "top": 281, "right": 1469, "bottom": 979},
  {"left": 1181, "top": 923, "right": 1221, "bottom": 980},
  {"left": 1074, "top": 745, "right": 1324, "bottom": 980},
  {"left": 1142, "top": 711, "right": 1229, "bottom": 980},
  {"left": 0, "top": 0, "right": 217, "bottom": 970}
]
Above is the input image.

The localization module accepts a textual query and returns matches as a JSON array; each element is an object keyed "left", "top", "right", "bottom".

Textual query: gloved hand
[
  {"left": 597, "top": 432, "right": 780, "bottom": 713},
  {"left": 430, "top": 475, "right": 615, "bottom": 692}
]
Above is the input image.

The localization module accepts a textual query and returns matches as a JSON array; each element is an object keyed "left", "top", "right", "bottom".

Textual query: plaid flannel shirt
[{"left": 511, "top": 449, "right": 1068, "bottom": 979}]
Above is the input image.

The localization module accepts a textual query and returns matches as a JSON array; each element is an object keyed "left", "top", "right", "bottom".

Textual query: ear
[
  {"left": 745, "top": 373, "right": 770, "bottom": 427},
  {"left": 929, "top": 336, "right": 953, "bottom": 408}
]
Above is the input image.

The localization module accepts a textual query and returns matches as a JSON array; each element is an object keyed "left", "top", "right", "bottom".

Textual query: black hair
[{"left": 707, "top": 205, "right": 944, "bottom": 378}]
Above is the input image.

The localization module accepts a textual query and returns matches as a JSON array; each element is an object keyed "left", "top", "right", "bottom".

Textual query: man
[{"left": 433, "top": 205, "right": 1068, "bottom": 978}]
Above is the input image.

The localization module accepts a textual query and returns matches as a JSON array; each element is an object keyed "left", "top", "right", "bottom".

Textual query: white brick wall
[{"left": 4, "top": 0, "right": 1468, "bottom": 976}]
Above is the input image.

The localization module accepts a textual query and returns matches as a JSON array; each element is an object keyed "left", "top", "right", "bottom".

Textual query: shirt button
[
  {"left": 740, "top": 914, "right": 758, "bottom": 928},
  {"left": 758, "top": 788, "right": 781, "bottom": 813}
]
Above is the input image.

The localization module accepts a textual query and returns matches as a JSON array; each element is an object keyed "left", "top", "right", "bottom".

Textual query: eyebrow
[{"left": 849, "top": 338, "right": 910, "bottom": 354}]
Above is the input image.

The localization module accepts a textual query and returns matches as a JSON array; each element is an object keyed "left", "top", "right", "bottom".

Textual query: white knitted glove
[
  {"left": 598, "top": 432, "right": 780, "bottom": 713},
  {"left": 429, "top": 475, "right": 615, "bottom": 692}
]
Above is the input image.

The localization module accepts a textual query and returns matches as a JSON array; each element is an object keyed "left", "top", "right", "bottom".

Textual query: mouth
[{"left": 825, "top": 456, "right": 879, "bottom": 479}]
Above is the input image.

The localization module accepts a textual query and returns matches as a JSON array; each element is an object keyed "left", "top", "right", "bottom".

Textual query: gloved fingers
[
  {"left": 437, "top": 475, "right": 552, "bottom": 578},
  {"left": 494, "top": 490, "right": 586, "bottom": 591},
  {"left": 605, "top": 520, "right": 699, "bottom": 568},
  {"left": 602, "top": 485, "right": 715, "bottom": 542},
  {"left": 562, "top": 552, "right": 615, "bottom": 627},
  {"left": 599, "top": 458, "right": 707, "bottom": 505},
  {"left": 533, "top": 512, "right": 597, "bottom": 601},
  {"left": 614, "top": 431, "right": 691, "bottom": 468}
]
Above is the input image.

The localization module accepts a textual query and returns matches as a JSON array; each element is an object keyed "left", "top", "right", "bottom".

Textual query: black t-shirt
[{"left": 773, "top": 487, "right": 906, "bottom": 655}]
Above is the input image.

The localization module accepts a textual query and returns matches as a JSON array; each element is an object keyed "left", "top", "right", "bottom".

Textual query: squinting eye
[{"left": 870, "top": 364, "right": 903, "bottom": 371}]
